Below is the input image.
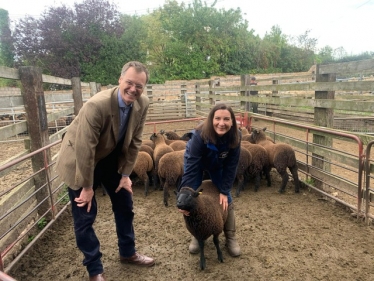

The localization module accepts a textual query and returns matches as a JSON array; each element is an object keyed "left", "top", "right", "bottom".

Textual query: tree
[
  {"left": 0, "top": 9, "right": 14, "bottom": 67},
  {"left": 12, "top": 0, "right": 123, "bottom": 78},
  {"left": 81, "top": 14, "right": 148, "bottom": 84}
]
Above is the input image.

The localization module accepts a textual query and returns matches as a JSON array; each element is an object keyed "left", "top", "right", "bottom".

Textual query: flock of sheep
[
  {"left": 133, "top": 126, "right": 300, "bottom": 206},
  {"left": 133, "top": 127, "right": 300, "bottom": 269}
]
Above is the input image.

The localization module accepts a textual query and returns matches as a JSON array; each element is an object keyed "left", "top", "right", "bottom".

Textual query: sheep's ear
[
  {"left": 194, "top": 189, "right": 203, "bottom": 197},
  {"left": 160, "top": 130, "right": 165, "bottom": 134},
  {"left": 263, "top": 127, "right": 267, "bottom": 132}
]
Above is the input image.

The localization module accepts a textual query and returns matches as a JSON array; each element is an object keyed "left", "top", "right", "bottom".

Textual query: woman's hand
[
  {"left": 219, "top": 193, "right": 228, "bottom": 211},
  {"left": 178, "top": 209, "right": 190, "bottom": 216}
]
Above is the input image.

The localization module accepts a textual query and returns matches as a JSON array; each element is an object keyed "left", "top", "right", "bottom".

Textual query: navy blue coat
[{"left": 179, "top": 129, "right": 240, "bottom": 201}]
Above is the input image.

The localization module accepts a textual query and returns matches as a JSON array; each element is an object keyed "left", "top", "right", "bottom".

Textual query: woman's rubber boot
[{"left": 224, "top": 203, "right": 241, "bottom": 257}]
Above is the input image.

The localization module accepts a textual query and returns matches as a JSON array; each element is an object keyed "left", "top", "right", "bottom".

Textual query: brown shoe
[
  {"left": 89, "top": 273, "right": 106, "bottom": 281},
  {"left": 120, "top": 252, "right": 155, "bottom": 267}
]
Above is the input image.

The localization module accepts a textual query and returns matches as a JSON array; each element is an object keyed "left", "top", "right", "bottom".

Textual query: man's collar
[{"left": 117, "top": 89, "right": 133, "bottom": 108}]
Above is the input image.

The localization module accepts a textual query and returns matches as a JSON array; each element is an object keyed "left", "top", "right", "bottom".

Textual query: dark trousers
[{"left": 68, "top": 139, "right": 135, "bottom": 276}]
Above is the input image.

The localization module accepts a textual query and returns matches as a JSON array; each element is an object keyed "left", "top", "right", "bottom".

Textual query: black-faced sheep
[
  {"left": 158, "top": 150, "right": 185, "bottom": 206},
  {"left": 239, "top": 142, "right": 271, "bottom": 195},
  {"left": 175, "top": 180, "right": 228, "bottom": 270},
  {"left": 160, "top": 130, "right": 182, "bottom": 140},
  {"left": 250, "top": 127, "right": 300, "bottom": 193},
  {"left": 180, "top": 132, "right": 192, "bottom": 141},
  {"left": 131, "top": 151, "right": 154, "bottom": 196},
  {"left": 150, "top": 132, "right": 174, "bottom": 189}
]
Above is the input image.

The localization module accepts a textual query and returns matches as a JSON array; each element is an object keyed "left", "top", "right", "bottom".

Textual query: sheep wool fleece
[{"left": 189, "top": 203, "right": 241, "bottom": 257}]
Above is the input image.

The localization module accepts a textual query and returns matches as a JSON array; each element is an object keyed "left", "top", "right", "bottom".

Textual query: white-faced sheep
[
  {"left": 131, "top": 151, "right": 154, "bottom": 196},
  {"left": 175, "top": 180, "right": 228, "bottom": 270},
  {"left": 150, "top": 132, "right": 174, "bottom": 189},
  {"left": 238, "top": 142, "right": 271, "bottom": 195},
  {"left": 249, "top": 127, "right": 300, "bottom": 193},
  {"left": 158, "top": 150, "right": 185, "bottom": 206}
]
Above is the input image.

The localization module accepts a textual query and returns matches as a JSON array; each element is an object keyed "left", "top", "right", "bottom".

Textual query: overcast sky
[{"left": 1, "top": 0, "right": 373, "bottom": 55}]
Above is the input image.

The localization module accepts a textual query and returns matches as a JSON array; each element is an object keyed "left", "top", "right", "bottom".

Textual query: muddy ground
[
  {"left": 3, "top": 118, "right": 374, "bottom": 281},
  {"left": 8, "top": 169, "right": 374, "bottom": 281}
]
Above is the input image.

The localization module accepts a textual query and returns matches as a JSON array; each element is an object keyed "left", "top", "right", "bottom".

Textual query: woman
[{"left": 178, "top": 103, "right": 241, "bottom": 257}]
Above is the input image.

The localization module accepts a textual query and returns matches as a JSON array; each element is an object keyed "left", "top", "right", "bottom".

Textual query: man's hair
[
  {"left": 250, "top": 76, "right": 256, "bottom": 81},
  {"left": 121, "top": 61, "right": 149, "bottom": 84},
  {"left": 197, "top": 103, "right": 240, "bottom": 148}
]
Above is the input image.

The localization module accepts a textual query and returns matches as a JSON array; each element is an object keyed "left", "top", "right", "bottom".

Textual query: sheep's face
[
  {"left": 181, "top": 132, "right": 192, "bottom": 141},
  {"left": 250, "top": 128, "right": 267, "bottom": 143},
  {"left": 176, "top": 187, "right": 199, "bottom": 211}
]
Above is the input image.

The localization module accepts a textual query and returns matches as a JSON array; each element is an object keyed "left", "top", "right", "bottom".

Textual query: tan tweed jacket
[{"left": 56, "top": 86, "right": 149, "bottom": 190}]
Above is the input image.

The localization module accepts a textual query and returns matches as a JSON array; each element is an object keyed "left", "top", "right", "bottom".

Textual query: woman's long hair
[{"left": 197, "top": 103, "right": 240, "bottom": 148}]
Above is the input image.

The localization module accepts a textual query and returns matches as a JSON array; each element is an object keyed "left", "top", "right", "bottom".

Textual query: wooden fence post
[
  {"left": 71, "top": 77, "right": 83, "bottom": 116},
  {"left": 147, "top": 85, "right": 153, "bottom": 102},
  {"left": 312, "top": 65, "right": 335, "bottom": 189},
  {"left": 195, "top": 83, "right": 201, "bottom": 114},
  {"left": 272, "top": 79, "right": 279, "bottom": 96},
  {"left": 209, "top": 79, "right": 220, "bottom": 106},
  {"left": 181, "top": 84, "right": 188, "bottom": 117},
  {"left": 89, "top": 82, "right": 97, "bottom": 97},
  {"left": 240, "top": 74, "right": 250, "bottom": 111},
  {"left": 19, "top": 66, "right": 52, "bottom": 217}
]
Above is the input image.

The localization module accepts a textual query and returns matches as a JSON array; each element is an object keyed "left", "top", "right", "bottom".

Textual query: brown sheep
[
  {"left": 160, "top": 129, "right": 182, "bottom": 140},
  {"left": 176, "top": 180, "right": 228, "bottom": 270},
  {"left": 131, "top": 151, "right": 154, "bottom": 196},
  {"left": 150, "top": 132, "right": 174, "bottom": 189},
  {"left": 142, "top": 139, "right": 155, "bottom": 150},
  {"left": 235, "top": 147, "right": 252, "bottom": 195},
  {"left": 240, "top": 142, "right": 271, "bottom": 195},
  {"left": 139, "top": 144, "right": 154, "bottom": 159},
  {"left": 169, "top": 140, "right": 187, "bottom": 151},
  {"left": 158, "top": 150, "right": 185, "bottom": 206},
  {"left": 249, "top": 127, "right": 300, "bottom": 193},
  {"left": 240, "top": 126, "right": 273, "bottom": 143}
]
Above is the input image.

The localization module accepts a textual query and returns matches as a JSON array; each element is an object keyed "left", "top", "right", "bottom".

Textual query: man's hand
[
  {"left": 219, "top": 193, "right": 228, "bottom": 211},
  {"left": 116, "top": 176, "right": 133, "bottom": 194},
  {"left": 74, "top": 186, "right": 94, "bottom": 212}
]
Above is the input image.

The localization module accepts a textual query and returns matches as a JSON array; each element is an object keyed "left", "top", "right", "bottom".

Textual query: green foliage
[
  {"left": 28, "top": 235, "right": 35, "bottom": 243},
  {"left": 304, "top": 177, "right": 315, "bottom": 186},
  {"left": 37, "top": 218, "right": 47, "bottom": 230},
  {"left": 58, "top": 185, "right": 70, "bottom": 205},
  {"left": 3, "top": 0, "right": 372, "bottom": 84}
]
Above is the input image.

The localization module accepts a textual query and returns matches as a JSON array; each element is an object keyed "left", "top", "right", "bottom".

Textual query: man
[{"left": 56, "top": 61, "right": 154, "bottom": 281}]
